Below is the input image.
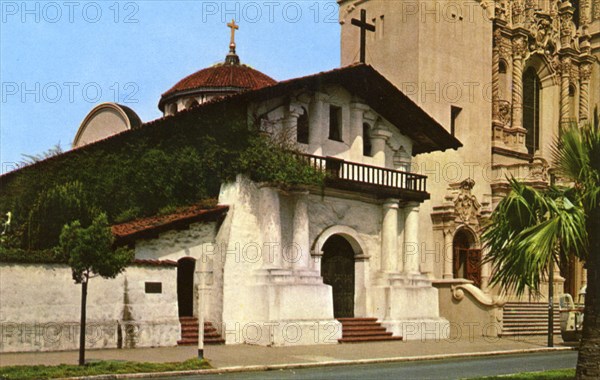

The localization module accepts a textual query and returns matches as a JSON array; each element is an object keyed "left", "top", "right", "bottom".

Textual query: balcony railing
[{"left": 295, "top": 153, "right": 428, "bottom": 200}]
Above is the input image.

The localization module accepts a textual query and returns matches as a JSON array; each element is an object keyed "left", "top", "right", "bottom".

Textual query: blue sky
[{"left": 0, "top": 0, "right": 340, "bottom": 172}]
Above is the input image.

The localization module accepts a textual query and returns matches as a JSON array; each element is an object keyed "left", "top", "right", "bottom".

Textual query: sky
[{"left": 0, "top": 0, "right": 340, "bottom": 173}]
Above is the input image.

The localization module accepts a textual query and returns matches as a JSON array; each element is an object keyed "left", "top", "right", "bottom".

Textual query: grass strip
[
  {"left": 0, "top": 358, "right": 210, "bottom": 379},
  {"left": 466, "top": 368, "right": 574, "bottom": 379}
]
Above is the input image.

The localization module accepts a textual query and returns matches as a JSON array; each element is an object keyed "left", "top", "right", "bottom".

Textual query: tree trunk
[
  {"left": 576, "top": 208, "right": 600, "bottom": 379},
  {"left": 78, "top": 279, "right": 88, "bottom": 366}
]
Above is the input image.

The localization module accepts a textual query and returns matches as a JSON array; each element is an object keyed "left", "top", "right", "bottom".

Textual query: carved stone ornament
[
  {"left": 512, "top": 36, "right": 528, "bottom": 59},
  {"left": 570, "top": 64, "right": 580, "bottom": 84},
  {"left": 498, "top": 100, "right": 512, "bottom": 126},
  {"left": 529, "top": 156, "right": 550, "bottom": 182},
  {"left": 454, "top": 178, "right": 481, "bottom": 223},
  {"left": 495, "top": 0, "right": 508, "bottom": 22},
  {"left": 512, "top": 0, "right": 524, "bottom": 25},
  {"left": 580, "top": 64, "right": 592, "bottom": 82},
  {"left": 560, "top": 56, "right": 571, "bottom": 75}
]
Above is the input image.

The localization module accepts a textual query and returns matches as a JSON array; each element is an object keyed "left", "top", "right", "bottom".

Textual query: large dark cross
[{"left": 351, "top": 9, "right": 375, "bottom": 63}]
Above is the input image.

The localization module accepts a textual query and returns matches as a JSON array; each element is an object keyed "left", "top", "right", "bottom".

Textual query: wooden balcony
[{"left": 296, "top": 153, "right": 429, "bottom": 201}]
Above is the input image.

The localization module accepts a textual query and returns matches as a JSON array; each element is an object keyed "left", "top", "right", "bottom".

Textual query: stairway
[
  {"left": 177, "top": 317, "right": 225, "bottom": 345},
  {"left": 500, "top": 302, "right": 561, "bottom": 337},
  {"left": 337, "top": 318, "right": 403, "bottom": 343}
]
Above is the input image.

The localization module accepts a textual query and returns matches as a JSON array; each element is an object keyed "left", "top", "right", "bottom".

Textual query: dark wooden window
[
  {"left": 297, "top": 107, "right": 309, "bottom": 144},
  {"left": 451, "top": 106, "right": 462, "bottom": 137},
  {"left": 523, "top": 67, "right": 540, "bottom": 154},
  {"left": 363, "top": 123, "right": 372, "bottom": 156},
  {"left": 145, "top": 282, "right": 162, "bottom": 294},
  {"left": 329, "top": 105, "right": 343, "bottom": 142}
]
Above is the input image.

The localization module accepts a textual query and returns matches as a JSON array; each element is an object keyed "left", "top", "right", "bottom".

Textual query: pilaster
[
  {"left": 349, "top": 102, "right": 369, "bottom": 162},
  {"left": 370, "top": 129, "right": 392, "bottom": 167},
  {"left": 291, "top": 192, "right": 311, "bottom": 271},
  {"left": 403, "top": 202, "right": 421, "bottom": 275},
  {"left": 443, "top": 228, "right": 453, "bottom": 279},
  {"left": 381, "top": 199, "right": 399, "bottom": 274},
  {"left": 308, "top": 93, "right": 328, "bottom": 156}
]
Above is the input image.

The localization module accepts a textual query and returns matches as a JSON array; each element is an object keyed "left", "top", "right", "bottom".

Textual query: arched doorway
[
  {"left": 177, "top": 258, "right": 196, "bottom": 317},
  {"left": 453, "top": 229, "right": 482, "bottom": 287},
  {"left": 321, "top": 235, "right": 355, "bottom": 318}
]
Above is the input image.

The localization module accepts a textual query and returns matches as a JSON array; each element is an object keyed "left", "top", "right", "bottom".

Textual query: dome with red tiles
[{"left": 158, "top": 49, "right": 276, "bottom": 114}]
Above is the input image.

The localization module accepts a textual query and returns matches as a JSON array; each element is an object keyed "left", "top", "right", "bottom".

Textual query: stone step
[
  {"left": 178, "top": 319, "right": 225, "bottom": 346},
  {"left": 343, "top": 330, "right": 393, "bottom": 337},
  {"left": 504, "top": 310, "right": 561, "bottom": 314},
  {"left": 339, "top": 321, "right": 382, "bottom": 327},
  {"left": 502, "top": 302, "right": 563, "bottom": 336},
  {"left": 501, "top": 331, "right": 561, "bottom": 336},
  {"left": 503, "top": 323, "right": 561, "bottom": 329},
  {"left": 337, "top": 317, "right": 378, "bottom": 322},
  {"left": 342, "top": 326, "right": 387, "bottom": 332},
  {"left": 337, "top": 317, "right": 401, "bottom": 343},
  {"left": 502, "top": 327, "right": 561, "bottom": 333},
  {"left": 339, "top": 335, "right": 403, "bottom": 343}
]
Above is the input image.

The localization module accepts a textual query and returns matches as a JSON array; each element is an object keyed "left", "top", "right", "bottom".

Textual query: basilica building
[{"left": 340, "top": 0, "right": 599, "bottom": 336}]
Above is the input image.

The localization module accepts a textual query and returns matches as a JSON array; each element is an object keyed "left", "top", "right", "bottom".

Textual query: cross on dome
[{"left": 225, "top": 19, "right": 240, "bottom": 65}]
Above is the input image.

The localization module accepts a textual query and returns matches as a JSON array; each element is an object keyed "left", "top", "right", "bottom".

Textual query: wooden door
[{"left": 321, "top": 235, "right": 355, "bottom": 318}]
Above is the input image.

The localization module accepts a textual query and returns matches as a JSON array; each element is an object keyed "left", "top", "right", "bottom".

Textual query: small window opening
[
  {"left": 297, "top": 107, "right": 309, "bottom": 144},
  {"left": 499, "top": 60, "right": 507, "bottom": 74},
  {"left": 451, "top": 106, "right": 462, "bottom": 136},
  {"left": 329, "top": 105, "right": 343, "bottom": 142},
  {"left": 363, "top": 123, "right": 372, "bottom": 156}
]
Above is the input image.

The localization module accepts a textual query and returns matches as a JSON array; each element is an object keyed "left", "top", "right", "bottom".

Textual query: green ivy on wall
[{"left": 0, "top": 100, "right": 324, "bottom": 262}]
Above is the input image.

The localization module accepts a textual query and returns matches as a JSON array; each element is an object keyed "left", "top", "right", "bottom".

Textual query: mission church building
[
  {"left": 2, "top": 0, "right": 599, "bottom": 353},
  {"left": 1, "top": 16, "right": 461, "bottom": 351}
]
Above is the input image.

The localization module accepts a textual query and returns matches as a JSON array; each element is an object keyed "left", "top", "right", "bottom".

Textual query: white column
[
  {"left": 349, "top": 102, "right": 368, "bottom": 161},
  {"left": 308, "top": 93, "right": 326, "bottom": 156},
  {"left": 381, "top": 199, "right": 399, "bottom": 273},
  {"left": 283, "top": 107, "right": 301, "bottom": 142},
  {"left": 403, "top": 202, "right": 421, "bottom": 275},
  {"left": 481, "top": 247, "right": 491, "bottom": 292},
  {"left": 370, "top": 129, "right": 392, "bottom": 167},
  {"left": 258, "top": 187, "right": 282, "bottom": 269},
  {"left": 396, "top": 207, "right": 405, "bottom": 273},
  {"left": 443, "top": 228, "right": 454, "bottom": 279},
  {"left": 292, "top": 193, "right": 311, "bottom": 270}
]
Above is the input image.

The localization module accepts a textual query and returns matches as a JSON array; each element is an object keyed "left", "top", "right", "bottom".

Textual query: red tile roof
[
  {"left": 159, "top": 63, "right": 276, "bottom": 109},
  {"left": 132, "top": 259, "right": 177, "bottom": 267},
  {"left": 112, "top": 204, "right": 229, "bottom": 244},
  {"left": 1, "top": 64, "right": 461, "bottom": 180}
]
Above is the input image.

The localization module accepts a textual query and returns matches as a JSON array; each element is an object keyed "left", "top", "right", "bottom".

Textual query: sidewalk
[{"left": 0, "top": 335, "right": 575, "bottom": 370}]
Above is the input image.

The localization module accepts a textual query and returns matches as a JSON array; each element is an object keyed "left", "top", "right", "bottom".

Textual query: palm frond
[{"left": 483, "top": 180, "right": 587, "bottom": 296}]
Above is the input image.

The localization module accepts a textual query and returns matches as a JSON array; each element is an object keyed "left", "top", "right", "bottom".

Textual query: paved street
[{"left": 153, "top": 351, "right": 577, "bottom": 380}]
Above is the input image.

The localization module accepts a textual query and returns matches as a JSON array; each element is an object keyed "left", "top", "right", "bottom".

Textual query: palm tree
[
  {"left": 482, "top": 179, "right": 586, "bottom": 297},
  {"left": 482, "top": 123, "right": 599, "bottom": 379},
  {"left": 552, "top": 124, "right": 600, "bottom": 379}
]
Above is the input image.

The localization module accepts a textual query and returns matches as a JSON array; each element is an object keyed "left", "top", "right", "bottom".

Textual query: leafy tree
[
  {"left": 26, "top": 181, "right": 98, "bottom": 251},
  {"left": 482, "top": 123, "right": 600, "bottom": 379},
  {"left": 59, "top": 213, "right": 133, "bottom": 366}
]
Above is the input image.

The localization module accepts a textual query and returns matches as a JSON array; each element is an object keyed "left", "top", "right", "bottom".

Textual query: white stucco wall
[
  {"left": 0, "top": 263, "right": 178, "bottom": 353},
  {"left": 134, "top": 221, "right": 221, "bottom": 325}
]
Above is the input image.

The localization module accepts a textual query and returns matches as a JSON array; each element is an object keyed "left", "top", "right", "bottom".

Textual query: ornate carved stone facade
[{"left": 491, "top": 0, "right": 596, "bottom": 150}]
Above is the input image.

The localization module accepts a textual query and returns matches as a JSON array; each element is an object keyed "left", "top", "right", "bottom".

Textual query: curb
[{"left": 64, "top": 346, "right": 576, "bottom": 379}]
